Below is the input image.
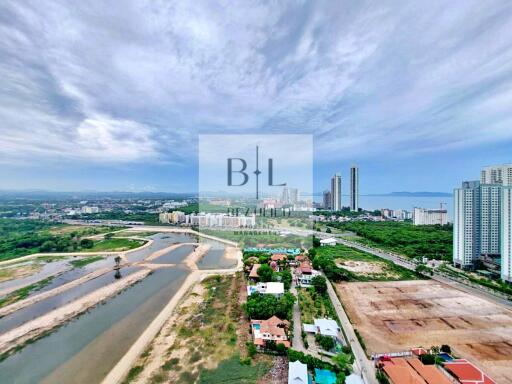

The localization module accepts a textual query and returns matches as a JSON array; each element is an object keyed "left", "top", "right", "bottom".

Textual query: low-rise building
[
  {"left": 288, "top": 360, "right": 308, "bottom": 384},
  {"left": 303, "top": 318, "right": 341, "bottom": 341},
  {"left": 320, "top": 238, "right": 337, "bottom": 246},
  {"left": 251, "top": 316, "right": 290, "bottom": 350},
  {"left": 247, "top": 282, "right": 284, "bottom": 297}
]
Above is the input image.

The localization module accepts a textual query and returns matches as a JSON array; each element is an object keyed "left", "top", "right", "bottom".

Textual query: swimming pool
[
  {"left": 315, "top": 368, "right": 337, "bottom": 384},
  {"left": 252, "top": 324, "right": 260, "bottom": 330},
  {"left": 438, "top": 352, "right": 453, "bottom": 361}
]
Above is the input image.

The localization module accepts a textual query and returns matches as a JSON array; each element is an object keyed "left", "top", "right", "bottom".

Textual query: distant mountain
[
  {"left": 0, "top": 190, "right": 197, "bottom": 200},
  {"left": 369, "top": 191, "right": 452, "bottom": 197}
]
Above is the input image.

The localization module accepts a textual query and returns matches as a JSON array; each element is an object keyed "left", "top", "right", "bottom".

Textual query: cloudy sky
[{"left": 1, "top": 0, "right": 512, "bottom": 193}]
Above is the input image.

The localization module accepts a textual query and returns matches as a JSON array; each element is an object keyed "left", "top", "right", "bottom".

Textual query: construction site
[{"left": 336, "top": 280, "right": 512, "bottom": 383}]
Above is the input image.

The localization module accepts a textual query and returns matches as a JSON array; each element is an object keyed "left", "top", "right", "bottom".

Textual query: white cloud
[{"left": 0, "top": 0, "right": 512, "bottom": 167}]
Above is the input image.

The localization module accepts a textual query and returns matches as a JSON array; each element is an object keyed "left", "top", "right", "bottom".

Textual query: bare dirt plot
[{"left": 336, "top": 280, "right": 512, "bottom": 383}]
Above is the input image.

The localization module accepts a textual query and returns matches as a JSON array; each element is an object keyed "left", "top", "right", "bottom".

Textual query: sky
[{"left": 1, "top": 1, "right": 512, "bottom": 194}]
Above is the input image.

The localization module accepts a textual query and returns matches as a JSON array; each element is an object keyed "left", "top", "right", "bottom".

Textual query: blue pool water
[
  {"left": 315, "top": 368, "right": 336, "bottom": 384},
  {"left": 438, "top": 352, "right": 453, "bottom": 361},
  {"left": 252, "top": 324, "right": 260, "bottom": 330}
]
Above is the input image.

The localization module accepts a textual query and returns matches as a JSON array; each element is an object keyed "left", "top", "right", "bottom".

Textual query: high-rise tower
[
  {"left": 350, "top": 166, "right": 359, "bottom": 212},
  {"left": 331, "top": 174, "right": 341, "bottom": 211}
]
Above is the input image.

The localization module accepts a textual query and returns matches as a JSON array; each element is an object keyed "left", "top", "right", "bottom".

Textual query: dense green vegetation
[
  {"left": 198, "top": 354, "right": 270, "bottom": 384},
  {"left": 84, "top": 238, "right": 144, "bottom": 252},
  {"left": 327, "top": 221, "right": 452, "bottom": 261},
  {"left": 312, "top": 243, "right": 421, "bottom": 281},
  {"left": 76, "top": 211, "right": 159, "bottom": 224},
  {"left": 243, "top": 292, "right": 295, "bottom": 320},
  {"left": 0, "top": 219, "right": 120, "bottom": 261},
  {"left": 298, "top": 288, "right": 337, "bottom": 324}
]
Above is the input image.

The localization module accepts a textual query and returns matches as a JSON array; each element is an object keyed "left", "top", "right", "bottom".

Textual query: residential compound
[
  {"left": 453, "top": 164, "right": 512, "bottom": 282},
  {"left": 412, "top": 207, "right": 448, "bottom": 226},
  {"left": 159, "top": 211, "right": 256, "bottom": 227}
]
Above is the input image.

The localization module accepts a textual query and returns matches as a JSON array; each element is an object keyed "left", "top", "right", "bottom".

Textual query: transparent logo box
[{"left": 198, "top": 134, "right": 313, "bottom": 250}]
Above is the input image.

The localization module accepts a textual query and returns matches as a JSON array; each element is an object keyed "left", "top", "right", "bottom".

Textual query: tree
[
  {"left": 104, "top": 232, "right": 114, "bottom": 239},
  {"left": 257, "top": 264, "right": 274, "bottom": 282},
  {"left": 332, "top": 352, "right": 353, "bottom": 372},
  {"left": 244, "top": 292, "right": 295, "bottom": 320},
  {"left": 316, "top": 334, "right": 335, "bottom": 351},
  {"left": 311, "top": 275, "right": 327, "bottom": 294},
  {"left": 281, "top": 270, "right": 292, "bottom": 290},
  {"left": 326, "top": 227, "right": 332, "bottom": 233},
  {"left": 276, "top": 343, "right": 287, "bottom": 354},
  {"left": 440, "top": 344, "right": 451, "bottom": 354},
  {"left": 40, "top": 240, "right": 56, "bottom": 252},
  {"left": 79, "top": 238, "right": 94, "bottom": 249}
]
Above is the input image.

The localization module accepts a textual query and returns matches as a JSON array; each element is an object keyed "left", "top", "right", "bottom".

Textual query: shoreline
[
  {"left": 0, "top": 268, "right": 152, "bottom": 357},
  {"left": 102, "top": 247, "right": 243, "bottom": 384}
]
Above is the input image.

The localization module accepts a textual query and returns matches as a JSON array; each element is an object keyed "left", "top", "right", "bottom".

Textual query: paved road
[
  {"left": 284, "top": 227, "right": 512, "bottom": 309},
  {"left": 325, "top": 276, "right": 377, "bottom": 384},
  {"left": 333, "top": 237, "right": 512, "bottom": 309}
]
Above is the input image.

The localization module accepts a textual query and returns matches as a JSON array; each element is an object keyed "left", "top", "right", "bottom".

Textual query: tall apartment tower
[
  {"left": 502, "top": 187, "right": 512, "bottom": 281},
  {"left": 322, "top": 190, "right": 332, "bottom": 210},
  {"left": 481, "top": 164, "right": 512, "bottom": 186},
  {"left": 350, "top": 166, "right": 359, "bottom": 212},
  {"left": 453, "top": 164, "right": 512, "bottom": 282},
  {"left": 453, "top": 181, "right": 481, "bottom": 268},
  {"left": 331, "top": 174, "right": 342, "bottom": 211}
]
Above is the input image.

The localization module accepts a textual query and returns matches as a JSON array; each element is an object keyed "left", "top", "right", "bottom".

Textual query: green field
[
  {"left": 85, "top": 238, "right": 145, "bottom": 252},
  {"left": 0, "top": 219, "right": 121, "bottom": 261},
  {"left": 297, "top": 288, "right": 337, "bottom": 324},
  {"left": 313, "top": 244, "right": 421, "bottom": 281},
  {"left": 69, "top": 256, "right": 104, "bottom": 268},
  {"left": 326, "top": 221, "right": 452, "bottom": 261},
  {"left": 198, "top": 354, "right": 270, "bottom": 384}
]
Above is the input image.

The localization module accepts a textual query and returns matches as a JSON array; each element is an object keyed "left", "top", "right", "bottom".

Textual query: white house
[
  {"left": 303, "top": 318, "right": 341, "bottom": 340},
  {"left": 297, "top": 269, "right": 322, "bottom": 287},
  {"left": 320, "top": 238, "right": 337, "bottom": 246},
  {"left": 247, "top": 282, "right": 284, "bottom": 297},
  {"left": 288, "top": 360, "right": 308, "bottom": 384}
]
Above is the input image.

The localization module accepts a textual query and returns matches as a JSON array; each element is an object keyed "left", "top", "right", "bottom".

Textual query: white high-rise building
[
  {"left": 413, "top": 207, "right": 448, "bottom": 226},
  {"left": 480, "top": 185, "right": 502, "bottom": 257},
  {"left": 502, "top": 187, "right": 512, "bottom": 281},
  {"left": 481, "top": 164, "right": 512, "bottom": 186},
  {"left": 350, "top": 166, "right": 359, "bottom": 212},
  {"left": 453, "top": 181, "right": 481, "bottom": 268},
  {"left": 454, "top": 165, "right": 512, "bottom": 282},
  {"left": 330, "top": 174, "right": 342, "bottom": 211}
]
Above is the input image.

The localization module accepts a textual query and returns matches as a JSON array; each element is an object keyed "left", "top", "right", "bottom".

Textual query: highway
[
  {"left": 284, "top": 227, "right": 512, "bottom": 308},
  {"left": 324, "top": 276, "right": 377, "bottom": 384}
]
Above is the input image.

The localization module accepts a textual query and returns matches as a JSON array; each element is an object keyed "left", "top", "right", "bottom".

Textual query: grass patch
[
  {"left": 69, "top": 256, "right": 104, "bottom": 268},
  {"left": 315, "top": 244, "right": 421, "bottom": 281},
  {"left": 198, "top": 354, "right": 270, "bottom": 384},
  {"left": 0, "top": 276, "right": 54, "bottom": 308},
  {"left": 122, "top": 365, "right": 144, "bottom": 384},
  {"left": 85, "top": 238, "right": 145, "bottom": 252},
  {"left": 298, "top": 288, "right": 337, "bottom": 324},
  {"left": 327, "top": 221, "right": 452, "bottom": 261}
]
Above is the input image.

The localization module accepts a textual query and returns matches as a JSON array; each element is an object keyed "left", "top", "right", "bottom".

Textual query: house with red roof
[
  {"left": 443, "top": 359, "right": 496, "bottom": 384},
  {"left": 250, "top": 315, "right": 290, "bottom": 350}
]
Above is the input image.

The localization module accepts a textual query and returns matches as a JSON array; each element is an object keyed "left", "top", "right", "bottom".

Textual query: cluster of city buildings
[
  {"left": 453, "top": 164, "right": 512, "bottom": 282},
  {"left": 322, "top": 166, "right": 359, "bottom": 212},
  {"left": 159, "top": 211, "right": 256, "bottom": 227}
]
